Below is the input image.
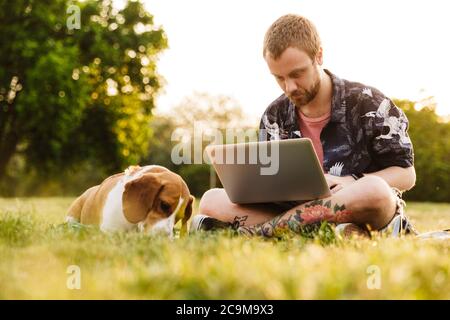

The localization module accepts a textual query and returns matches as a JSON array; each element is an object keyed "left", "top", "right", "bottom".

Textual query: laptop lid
[{"left": 205, "top": 138, "right": 331, "bottom": 204}]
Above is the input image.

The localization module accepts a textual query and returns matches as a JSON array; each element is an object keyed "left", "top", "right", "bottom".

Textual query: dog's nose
[
  {"left": 146, "top": 219, "right": 174, "bottom": 238},
  {"left": 137, "top": 221, "right": 146, "bottom": 232}
]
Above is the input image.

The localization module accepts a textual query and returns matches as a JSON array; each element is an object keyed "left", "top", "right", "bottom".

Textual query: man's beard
[{"left": 288, "top": 76, "right": 321, "bottom": 107}]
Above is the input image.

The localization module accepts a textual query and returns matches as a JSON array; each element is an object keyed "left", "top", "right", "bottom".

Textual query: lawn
[{"left": 0, "top": 197, "right": 449, "bottom": 299}]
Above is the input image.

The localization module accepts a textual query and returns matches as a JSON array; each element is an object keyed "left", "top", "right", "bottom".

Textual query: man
[{"left": 191, "top": 14, "right": 416, "bottom": 238}]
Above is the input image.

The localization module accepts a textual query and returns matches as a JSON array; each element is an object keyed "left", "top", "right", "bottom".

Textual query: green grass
[{"left": 0, "top": 197, "right": 449, "bottom": 299}]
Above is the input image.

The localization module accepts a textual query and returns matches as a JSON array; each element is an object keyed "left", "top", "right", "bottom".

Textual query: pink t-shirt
[{"left": 297, "top": 109, "right": 331, "bottom": 168}]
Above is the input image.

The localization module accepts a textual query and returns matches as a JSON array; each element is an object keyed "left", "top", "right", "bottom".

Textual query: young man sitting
[{"left": 192, "top": 14, "right": 416, "bottom": 238}]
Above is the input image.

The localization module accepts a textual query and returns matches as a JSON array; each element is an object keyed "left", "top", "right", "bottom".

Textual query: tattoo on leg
[
  {"left": 238, "top": 199, "right": 352, "bottom": 238},
  {"left": 232, "top": 215, "right": 248, "bottom": 228}
]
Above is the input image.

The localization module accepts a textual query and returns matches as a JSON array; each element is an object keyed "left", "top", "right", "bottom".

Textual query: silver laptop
[{"left": 205, "top": 138, "right": 331, "bottom": 204}]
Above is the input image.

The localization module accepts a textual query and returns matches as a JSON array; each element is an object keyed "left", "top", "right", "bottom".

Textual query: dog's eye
[{"left": 160, "top": 201, "right": 171, "bottom": 213}]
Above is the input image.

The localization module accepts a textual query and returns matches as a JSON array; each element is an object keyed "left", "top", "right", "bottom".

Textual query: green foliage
[
  {"left": 395, "top": 99, "right": 450, "bottom": 202},
  {"left": 0, "top": 212, "right": 35, "bottom": 247},
  {"left": 145, "top": 93, "right": 255, "bottom": 197},
  {"left": 0, "top": 0, "right": 167, "bottom": 183}
]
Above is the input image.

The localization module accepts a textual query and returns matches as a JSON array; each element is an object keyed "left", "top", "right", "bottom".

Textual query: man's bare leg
[
  {"left": 199, "top": 175, "right": 397, "bottom": 237},
  {"left": 198, "top": 188, "right": 284, "bottom": 226}
]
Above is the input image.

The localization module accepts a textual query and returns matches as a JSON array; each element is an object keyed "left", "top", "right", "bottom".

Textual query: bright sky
[{"left": 138, "top": 0, "right": 450, "bottom": 120}]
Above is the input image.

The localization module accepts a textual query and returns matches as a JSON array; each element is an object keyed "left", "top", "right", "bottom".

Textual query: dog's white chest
[
  {"left": 100, "top": 165, "right": 157, "bottom": 232},
  {"left": 101, "top": 182, "right": 134, "bottom": 232}
]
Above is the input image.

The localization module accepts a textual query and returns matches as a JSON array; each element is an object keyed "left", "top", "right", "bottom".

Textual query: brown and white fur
[{"left": 66, "top": 165, "right": 194, "bottom": 237}]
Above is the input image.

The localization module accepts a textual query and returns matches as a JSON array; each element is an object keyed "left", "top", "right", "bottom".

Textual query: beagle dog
[{"left": 66, "top": 165, "right": 194, "bottom": 237}]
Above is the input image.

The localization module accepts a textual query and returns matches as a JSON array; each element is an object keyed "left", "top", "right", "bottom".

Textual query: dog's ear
[
  {"left": 185, "top": 195, "right": 195, "bottom": 222},
  {"left": 122, "top": 174, "right": 163, "bottom": 224},
  {"left": 180, "top": 195, "right": 195, "bottom": 236}
]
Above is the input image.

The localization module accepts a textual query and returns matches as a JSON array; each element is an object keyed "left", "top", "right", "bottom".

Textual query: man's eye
[{"left": 160, "top": 201, "right": 171, "bottom": 213}]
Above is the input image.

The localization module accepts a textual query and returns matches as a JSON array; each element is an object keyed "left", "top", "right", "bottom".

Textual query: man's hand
[{"left": 324, "top": 174, "right": 356, "bottom": 194}]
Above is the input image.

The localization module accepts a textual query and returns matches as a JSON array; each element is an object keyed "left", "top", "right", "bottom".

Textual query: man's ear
[
  {"left": 180, "top": 195, "right": 195, "bottom": 236},
  {"left": 122, "top": 174, "right": 163, "bottom": 224},
  {"left": 316, "top": 46, "right": 323, "bottom": 65}
]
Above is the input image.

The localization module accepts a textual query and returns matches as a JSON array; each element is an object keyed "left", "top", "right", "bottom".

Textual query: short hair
[{"left": 263, "top": 14, "right": 321, "bottom": 61}]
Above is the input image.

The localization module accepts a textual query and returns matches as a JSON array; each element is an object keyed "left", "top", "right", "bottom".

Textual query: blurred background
[{"left": 0, "top": 0, "right": 449, "bottom": 202}]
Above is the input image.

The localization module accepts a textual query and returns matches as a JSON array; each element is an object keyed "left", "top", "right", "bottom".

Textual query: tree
[
  {"left": 146, "top": 92, "right": 257, "bottom": 197},
  {"left": 395, "top": 98, "right": 450, "bottom": 202},
  {"left": 0, "top": 0, "right": 167, "bottom": 181}
]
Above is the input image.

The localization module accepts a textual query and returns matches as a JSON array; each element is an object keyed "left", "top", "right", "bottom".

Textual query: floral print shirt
[{"left": 259, "top": 70, "right": 414, "bottom": 176}]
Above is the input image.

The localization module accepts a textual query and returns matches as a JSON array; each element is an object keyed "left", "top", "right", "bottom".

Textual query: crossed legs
[{"left": 198, "top": 175, "right": 397, "bottom": 237}]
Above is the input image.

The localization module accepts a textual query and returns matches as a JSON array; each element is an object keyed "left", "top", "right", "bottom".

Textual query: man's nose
[{"left": 284, "top": 79, "right": 298, "bottom": 94}]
